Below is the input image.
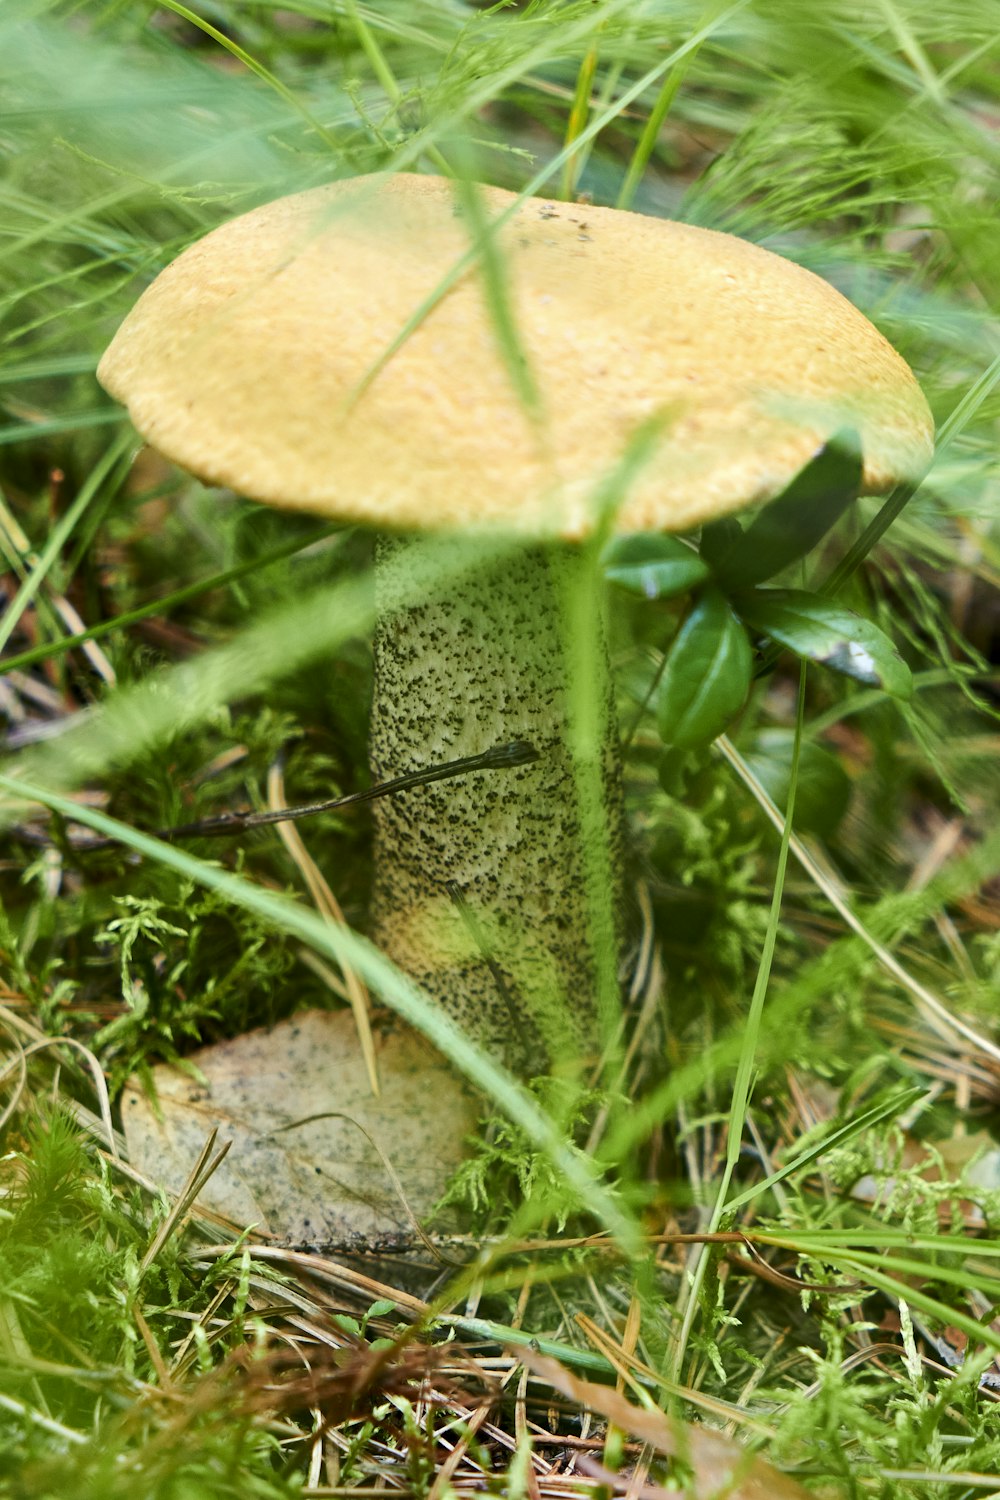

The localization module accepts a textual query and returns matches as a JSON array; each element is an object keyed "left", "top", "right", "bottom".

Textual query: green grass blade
[
  {"left": 0, "top": 771, "right": 639, "bottom": 1251},
  {"left": 0, "top": 522, "right": 341, "bottom": 678},
  {"left": 0, "top": 432, "right": 132, "bottom": 657}
]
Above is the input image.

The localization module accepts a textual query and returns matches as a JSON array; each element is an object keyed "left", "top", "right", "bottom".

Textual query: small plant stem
[
  {"left": 444, "top": 879, "right": 530, "bottom": 1054},
  {"left": 451, "top": 177, "right": 542, "bottom": 416},
  {"left": 73, "top": 741, "right": 539, "bottom": 847},
  {"left": 557, "top": 546, "right": 625, "bottom": 1074},
  {"left": 342, "top": 0, "right": 452, "bottom": 177},
  {"left": 153, "top": 0, "right": 341, "bottom": 153},
  {"left": 821, "top": 480, "right": 919, "bottom": 597},
  {"left": 620, "top": 642, "right": 670, "bottom": 755},
  {"left": 616, "top": 41, "right": 698, "bottom": 212},
  {"left": 182, "top": 740, "right": 540, "bottom": 835},
  {"left": 667, "top": 663, "right": 806, "bottom": 1381},
  {"left": 559, "top": 38, "right": 600, "bottom": 201}
]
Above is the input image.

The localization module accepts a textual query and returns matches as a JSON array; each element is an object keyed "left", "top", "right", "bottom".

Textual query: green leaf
[
  {"left": 737, "top": 588, "right": 912, "bottom": 698},
  {"left": 367, "top": 1298, "right": 397, "bottom": 1318},
  {"left": 657, "top": 589, "right": 753, "bottom": 749},
  {"left": 698, "top": 515, "right": 743, "bottom": 575},
  {"left": 602, "top": 534, "right": 709, "bottom": 600},
  {"left": 743, "top": 729, "right": 851, "bottom": 838},
  {"left": 331, "top": 1314, "right": 362, "bottom": 1336},
  {"left": 701, "top": 432, "right": 862, "bottom": 589}
]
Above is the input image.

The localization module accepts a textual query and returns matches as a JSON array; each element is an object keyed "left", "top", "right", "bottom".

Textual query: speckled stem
[{"left": 369, "top": 537, "right": 625, "bottom": 1072}]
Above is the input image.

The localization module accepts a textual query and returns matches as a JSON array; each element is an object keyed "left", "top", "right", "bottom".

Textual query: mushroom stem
[{"left": 369, "top": 536, "right": 625, "bottom": 1071}]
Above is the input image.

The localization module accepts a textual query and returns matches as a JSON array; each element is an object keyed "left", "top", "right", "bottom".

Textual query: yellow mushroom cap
[{"left": 97, "top": 173, "right": 934, "bottom": 539}]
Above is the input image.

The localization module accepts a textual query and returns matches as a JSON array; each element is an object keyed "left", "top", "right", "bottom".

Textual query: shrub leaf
[
  {"left": 737, "top": 588, "right": 912, "bottom": 697},
  {"left": 701, "top": 432, "right": 862, "bottom": 588},
  {"left": 657, "top": 588, "right": 753, "bottom": 748},
  {"left": 602, "top": 534, "right": 709, "bottom": 600}
]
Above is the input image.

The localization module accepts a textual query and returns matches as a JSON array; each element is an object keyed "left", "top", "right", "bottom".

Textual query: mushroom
[{"left": 97, "top": 173, "right": 933, "bottom": 1072}]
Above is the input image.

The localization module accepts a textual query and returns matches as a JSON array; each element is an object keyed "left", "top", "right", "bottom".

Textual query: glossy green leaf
[
  {"left": 602, "top": 534, "right": 709, "bottom": 600},
  {"left": 701, "top": 432, "right": 863, "bottom": 589},
  {"left": 743, "top": 729, "right": 851, "bottom": 838},
  {"left": 737, "top": 588, "right": 912, "bottom": 698},
  {"left": 657, "top": 588, "right": 753, "bottom": 749},
  {"left": 698, "top": 515, "right": 743, "bottom": 576}
]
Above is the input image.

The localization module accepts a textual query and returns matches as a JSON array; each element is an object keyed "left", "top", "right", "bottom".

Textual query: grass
[{"left": 2, "top": 0, "right": 1000, "bottom": 1495}]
